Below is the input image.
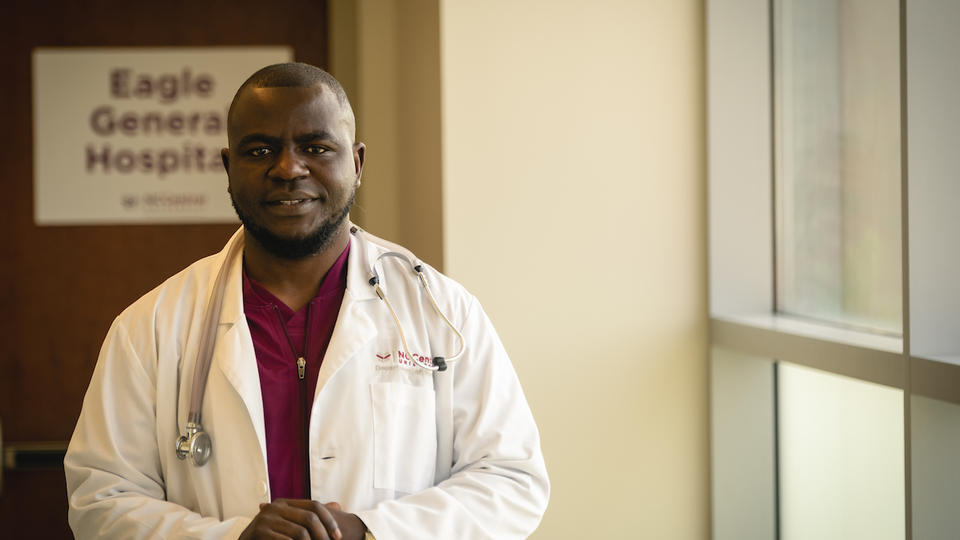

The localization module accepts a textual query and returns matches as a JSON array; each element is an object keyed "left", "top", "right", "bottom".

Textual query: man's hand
[
  {"left": 322, "top": 502, "right": 367, "bottom": 540},
  {"left": 239, "top": 499, "right": 365, "bottom": 540}
]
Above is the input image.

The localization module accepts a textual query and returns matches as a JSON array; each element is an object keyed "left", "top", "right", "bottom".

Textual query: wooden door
[{"left": 1, "top": 1, "right": 328, "bottom": 537}]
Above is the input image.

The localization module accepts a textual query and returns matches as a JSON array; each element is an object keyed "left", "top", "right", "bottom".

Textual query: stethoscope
[{"left": 175, "top": 225, "right": 466, "bottom": 467}]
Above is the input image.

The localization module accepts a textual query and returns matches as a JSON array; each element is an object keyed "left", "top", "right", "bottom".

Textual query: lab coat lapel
[
  {"left": 315, "top": 292, "right": 376, "bottom": 395},
  {"left": 314, "top": 234, "right": 380, "bottom": 395},
  {"left": 213, "top": 232, "right": 268, "bottom": 460},
  {"left": 214, "top": 320, "right": 266, "bottom": 457}
]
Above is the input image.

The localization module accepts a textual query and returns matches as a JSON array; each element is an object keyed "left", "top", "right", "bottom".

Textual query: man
[{"left": 65, "top": 63, "right": 549, "bottom": 539}]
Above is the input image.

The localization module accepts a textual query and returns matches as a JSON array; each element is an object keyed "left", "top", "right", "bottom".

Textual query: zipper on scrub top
[{"left": 273, "top": 304, "right": 313, "bottom": 498}]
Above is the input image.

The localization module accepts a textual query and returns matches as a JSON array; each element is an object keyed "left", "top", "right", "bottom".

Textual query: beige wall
[
  {"left": 333, "top": 0, "right": 709, "bottom": 537},
  {"left": 440, "top": 1, "right": 707, "bottom": 538}
]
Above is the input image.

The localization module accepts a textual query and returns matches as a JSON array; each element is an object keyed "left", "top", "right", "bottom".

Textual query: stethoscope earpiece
[{"left": 353, "top": 226, "right": 466, "bottom": 373}]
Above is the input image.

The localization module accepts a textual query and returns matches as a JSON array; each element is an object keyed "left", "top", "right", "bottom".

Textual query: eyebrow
[
  {"left": 294, "top": 131, "right": 338, "bottom": 144},
  {"left": 236, "top": 131, "right": 339, "bottom": 148}
]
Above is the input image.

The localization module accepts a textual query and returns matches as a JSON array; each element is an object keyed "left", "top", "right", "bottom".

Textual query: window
[
  {"left": 774, "top": 0, "right": 901, "bottom": 335},
  {"left": 708, "top": 0, "right": 960, "bottom": 539}
]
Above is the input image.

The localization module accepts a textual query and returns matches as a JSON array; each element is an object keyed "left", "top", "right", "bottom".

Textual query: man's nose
[{"left": 269, "top": 147, "right": 309, "bottom": 180}]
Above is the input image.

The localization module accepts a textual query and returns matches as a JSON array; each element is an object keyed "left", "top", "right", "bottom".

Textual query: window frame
[{"left": 707, "top": 0, "right": 960, "bottom": 538}]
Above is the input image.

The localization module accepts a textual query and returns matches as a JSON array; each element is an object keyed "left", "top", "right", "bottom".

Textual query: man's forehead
[
  {"left": 228, "top": 84, "right": 354, "bottom": 138},
  {"left": 233, "top": 85, "right": 335, "bottom": 117},
  {"left": 244, "top": 83, "right": 325, "bottom": 100}
]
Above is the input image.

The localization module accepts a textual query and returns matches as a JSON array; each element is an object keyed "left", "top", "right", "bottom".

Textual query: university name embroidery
[{"left": 375, "top": 350, "right": 431, "bottom": 370}]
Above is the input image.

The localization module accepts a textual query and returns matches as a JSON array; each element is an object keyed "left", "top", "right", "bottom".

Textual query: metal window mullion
[{"left": 898, "top": 0, "right": 913, "bottom": 538}]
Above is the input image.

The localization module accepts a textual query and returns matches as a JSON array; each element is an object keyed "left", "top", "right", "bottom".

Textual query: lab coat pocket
[{"left": 370, "top": 382, "right": 437, "bottom": 493}]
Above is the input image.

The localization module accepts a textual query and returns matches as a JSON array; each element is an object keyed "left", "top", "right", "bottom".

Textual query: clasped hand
[{"left": 239, "top": 499, "right": 366, "bottom": 540}]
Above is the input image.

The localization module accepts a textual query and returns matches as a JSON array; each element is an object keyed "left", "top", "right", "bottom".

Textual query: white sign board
[{"left": 33, "top": 47, "right": 293, "bottom": 225}]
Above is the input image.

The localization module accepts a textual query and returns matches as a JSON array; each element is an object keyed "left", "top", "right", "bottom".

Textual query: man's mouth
[
  {"left": 270, "top": 199, "right": 314, "bottom": 206},
  {"left": 262, "top": 196, "right": 321, "bottom": 215}
]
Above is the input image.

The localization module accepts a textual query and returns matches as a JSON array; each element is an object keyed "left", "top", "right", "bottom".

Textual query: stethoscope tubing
[
  {"left": 361, "top": 237, "right": 466, "bottom": 372},
  {"left": 176, "top": 224, "right": 465, "bottom": 467},
  {"left": 188, "top": 237, "right": 243, "bottom": 425}
]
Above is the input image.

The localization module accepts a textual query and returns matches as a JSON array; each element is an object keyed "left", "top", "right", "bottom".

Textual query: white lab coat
[{"left": 65, "top": 227, "right": 549, "bottom": 539}]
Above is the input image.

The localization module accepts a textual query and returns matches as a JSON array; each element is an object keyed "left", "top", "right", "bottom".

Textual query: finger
[
  {"left": 290, "top": 501, "right": 342, "bottom": 540},
  {"left": 259, "top": 502, "right": 331, "bottom": 540},
  {"left": 252, "top": 513, "right": 312, "bottom": 540},
  {"left": 325, "top": 502, "right": 342, "bottom": 511},
  {"left": 309, "top": 502, "right": 341, "bottom": 540}
]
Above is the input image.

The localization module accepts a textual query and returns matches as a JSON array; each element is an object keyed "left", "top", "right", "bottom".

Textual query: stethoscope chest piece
[{"left": 175, "top": 421, "right": 212, "bottom": 467}]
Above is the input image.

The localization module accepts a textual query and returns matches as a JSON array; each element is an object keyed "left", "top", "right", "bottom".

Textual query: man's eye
[
  {"left": 248, "top": 147, "right": 272, "bottom": 157},
  {"left": 305, "top": 146, "right": 327, "bottom": 155}
]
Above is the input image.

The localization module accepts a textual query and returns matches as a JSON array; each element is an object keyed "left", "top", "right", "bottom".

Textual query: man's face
[{"left": 223, "top": 85, "right": 364, "bottom": 259}]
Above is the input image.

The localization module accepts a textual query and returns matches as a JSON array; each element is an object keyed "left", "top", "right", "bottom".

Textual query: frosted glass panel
[
  {"left": 779, "top": 363, "right": 904, "bottom": 540},
  {"left": 912, "top": 395, "right": 960, "bottom": 540},
  {"left": 774, "top": 0, "right": 902, "bottom": 334},
  {"left": 711, "top": 349, "right": 776, "bottom": 540}
]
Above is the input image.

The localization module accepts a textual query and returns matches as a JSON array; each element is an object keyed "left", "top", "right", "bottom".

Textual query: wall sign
[{"left": 33, "top": 47, "right": 293, "bottom": 225}]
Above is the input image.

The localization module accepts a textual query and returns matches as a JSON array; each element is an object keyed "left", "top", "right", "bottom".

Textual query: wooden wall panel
[{"left": 1, "top": 1, "right": 328, "bottom": 536}]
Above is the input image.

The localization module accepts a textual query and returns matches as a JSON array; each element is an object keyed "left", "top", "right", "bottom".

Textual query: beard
[{"left": 230, "top": 191, "right": 355, "bottom": 260}]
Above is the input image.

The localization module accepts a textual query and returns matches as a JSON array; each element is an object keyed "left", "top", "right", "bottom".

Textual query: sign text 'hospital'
[
  {"left": 85, "top": 68, "right": 226, "bottom": 178},
  {"left": 33, "top": 46, "right": 292, "bottom": 224}
]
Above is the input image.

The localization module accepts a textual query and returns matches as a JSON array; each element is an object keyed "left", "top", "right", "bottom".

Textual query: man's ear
[
  {"left": 353, "top": 142, "right": 366, "bottom": 184},
  {"left": 220, "top": 148, "right": 230, "bottom": 173}
]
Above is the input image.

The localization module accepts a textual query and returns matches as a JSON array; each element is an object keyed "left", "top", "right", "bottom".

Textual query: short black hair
[{"left": 228, "top": 62, "right": 353, "bottom": 124}]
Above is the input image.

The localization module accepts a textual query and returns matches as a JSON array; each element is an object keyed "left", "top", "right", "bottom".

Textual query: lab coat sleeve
[
  {"left": 65, "top": 317, "right": 251, "bottom": 540},
  {"left": 355, "top": 298, "right": 550, "bottom": 539}
]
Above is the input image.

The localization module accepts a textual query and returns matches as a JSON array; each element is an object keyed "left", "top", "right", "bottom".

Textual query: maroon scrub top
[{"left": 242, "top": 243, "right": 350, "bottom": 500}]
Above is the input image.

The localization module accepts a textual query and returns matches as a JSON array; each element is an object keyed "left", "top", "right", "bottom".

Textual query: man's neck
[{"left": 242, "top": 227, "right": 350, "bottom": 312}]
